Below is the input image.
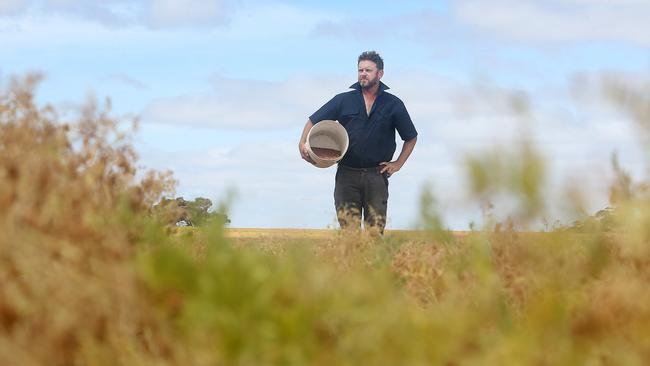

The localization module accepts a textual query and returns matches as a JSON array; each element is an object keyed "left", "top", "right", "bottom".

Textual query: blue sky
[{"left": 2, "top": 0, "right": 649, "bottom": 229}]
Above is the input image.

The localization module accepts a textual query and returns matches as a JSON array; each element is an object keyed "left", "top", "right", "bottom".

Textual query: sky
[{"left": 1, "top": 0, "right": 649, "bottom": 229}]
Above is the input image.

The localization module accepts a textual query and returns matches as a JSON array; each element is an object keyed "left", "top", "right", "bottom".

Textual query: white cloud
[
  {"left": 311, "top": 9, "right": 455, "bottom": 42},
  {"left": 146, "top": 0, "right": 229, "bottom": 28},
  {"left": 41, "top": 0, "right": 141, "bottom": 26},
  {"left": 106, "top": 73, "right": 150, "bottom": 90},
  {"left": 310, "top": 1, "right": 650, "bottom": 47},
  {"left": 0, "top": 0, "right": 27, "bottom": 14},
  {"left": 46, "top": 0, "right": 78, "bottom": 4},
  {"left": 142, "top": 74, "right": 350, "bottom": 129},
  {"left": 0, "top": 0, "right": 339, "bottom": 36},
  {"left": 453, "top": 0, "right": 650, "bottom": 46},
  {"left": 215, "top": 2, "right": 338, "bottom": 40},
  {"left": 0, "top": 13, "right": 150, "bottom": 48},
  {"left": 0, "top": 0, "right": 231, "bottom": 28},
  {"left": 0, "top": 0, "right": 338, "bottom": 47}
]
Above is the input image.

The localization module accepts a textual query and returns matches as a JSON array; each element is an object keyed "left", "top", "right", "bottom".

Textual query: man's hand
[
  {"left": 299, "top": 119, "right": 316, "bottom": 165},
  {"left": 379, "top": 161, "right": 403, "bottom": 177},
  {"left": 380, "top": 136, "right": 417, "bottom": 177},
  {"left": 299, "top": 142, "right": 315, "bottom": 165}
]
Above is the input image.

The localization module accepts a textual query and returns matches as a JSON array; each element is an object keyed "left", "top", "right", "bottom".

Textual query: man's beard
[{"left": 360, "top": 77, "right": 378, "bottom": 89}]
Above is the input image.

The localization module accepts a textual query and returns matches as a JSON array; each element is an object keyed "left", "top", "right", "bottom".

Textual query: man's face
[{"left": 358, "top": 60, "right": 383, "bottom": 89}]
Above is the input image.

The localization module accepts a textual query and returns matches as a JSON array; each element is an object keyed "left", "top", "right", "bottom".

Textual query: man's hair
[{"left": 358, "top": 51, "right": 384, "bottom": 70}]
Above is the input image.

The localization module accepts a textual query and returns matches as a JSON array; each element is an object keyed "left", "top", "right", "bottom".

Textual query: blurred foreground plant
[
  {"left": 0, "top": 74, "right": 178, "bottom": 365},
  {"left": 4, "top": 72, "right": 650, "bottom": 366}
]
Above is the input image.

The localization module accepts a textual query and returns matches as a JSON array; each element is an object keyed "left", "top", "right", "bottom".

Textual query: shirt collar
[{"left": 349, "top": 81, "right": 390, "bottom": 92}]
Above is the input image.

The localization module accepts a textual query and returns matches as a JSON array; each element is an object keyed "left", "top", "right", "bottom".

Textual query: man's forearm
[
  {"left": 396, "top": 136, "right": 417, "bottom": 166},
  {"left": 299, "top": 119, "right": 314, "bottom": 144}
]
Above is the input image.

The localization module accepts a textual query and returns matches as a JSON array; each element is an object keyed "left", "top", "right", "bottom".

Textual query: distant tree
[
  {"left": 151, "top": 197, "right": 185, "bottom": 225},
  {"left": 594, "top": 207, "right": 616, "bottom": 231},
  {"left": 567, "top": 206, "right": 616, "bottom": 232},
  {"left": 152, "top": 196, "right": 230, "bottom": 227}
]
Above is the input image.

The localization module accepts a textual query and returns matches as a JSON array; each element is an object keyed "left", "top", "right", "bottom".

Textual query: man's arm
[
  {"left": 298, "top": 119, "right": 315, "bottom": 164},
  {"left": 379, "top": 136, "right": 417, "bottom": 177}
]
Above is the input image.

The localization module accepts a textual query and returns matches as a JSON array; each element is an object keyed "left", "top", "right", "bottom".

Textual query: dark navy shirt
[{"left": 309, "top": 81, "right": 417, "bottom": 168}]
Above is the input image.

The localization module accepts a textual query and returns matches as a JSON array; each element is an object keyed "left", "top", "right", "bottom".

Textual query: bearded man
[{"left": 299, "top": 51, "right": 418, "bottom": 234}]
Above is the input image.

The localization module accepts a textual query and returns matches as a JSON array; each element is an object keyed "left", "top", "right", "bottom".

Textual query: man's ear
[{"left": 378, "top": 69, "right": 384, "bottom": 79}]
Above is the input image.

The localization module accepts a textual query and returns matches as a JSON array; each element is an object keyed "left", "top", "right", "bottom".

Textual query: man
[{"left": 299, "top": 51, "right": 417, "bottom": 234}]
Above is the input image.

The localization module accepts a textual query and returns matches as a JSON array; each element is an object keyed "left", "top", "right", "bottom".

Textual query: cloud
[
  {"left": 106, "top": 73, "right": 150, "bottom": 90},
  {"left": 1, "top": 0, "right": 336, "bottom": 34},
  {"left": 141, "top": 74, "right": 351, "bottom": 129},
  {"left": 453, "top": 0, "right": 650, "bottom": 46},
  {"left": 0, "top": 0, "right": 232, "bottom": 28},
  {"left": 310, "top": 1, "right": 650, "bottom": 51},
  {"left": 214, "top": 1, "right": 338, "bottom": 40},
  {"left": 146, "top": 0, "right": 229, "bottom": 28},
  {"left": 8, "top": 0, "right": 143, "bottom": 27},
  {"left": 311, "top": 9, "right": 460, "bottom": 43},
  {"left": 0, "top": 0, "right": 27, "bottom": 14}
]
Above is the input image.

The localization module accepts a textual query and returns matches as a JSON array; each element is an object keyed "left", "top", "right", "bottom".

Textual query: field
[
  {"left": 3, "top": 75, "right": 650, "bottom": 365},
  {"left": 223, "top": 227, "right": 444, "bottom": 240},
  {"left": 225, "top": 227, "right": 342, "bottom": 239},
  {"left": 171, "top": 224, "right": 650, "bottom": 366}
]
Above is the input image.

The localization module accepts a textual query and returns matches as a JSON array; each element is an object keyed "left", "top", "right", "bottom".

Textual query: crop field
[
  {"left": 3, "top": 75, "right": 650, "bottom": 365},
  {"left": 223, "top": 227, "right": 441, "bottom": 241}
]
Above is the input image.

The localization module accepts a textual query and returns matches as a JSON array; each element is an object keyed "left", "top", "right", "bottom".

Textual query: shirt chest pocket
[{"left": 338, "top": 105, "right": 360, "bottom": 126}]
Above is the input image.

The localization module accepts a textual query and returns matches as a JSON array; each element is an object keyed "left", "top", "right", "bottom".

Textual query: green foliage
[
  {"left": 153, "top": 196, "right": 231, "bottom": 227},
  {"left": 141, "top": 227, "right": 447, "bottom": 365},
  {"left": 417, "top": 184, "right": 454, "bottom": 244},
  {"left": 464, "top": 141, "right": 546, "bottom": 225}
]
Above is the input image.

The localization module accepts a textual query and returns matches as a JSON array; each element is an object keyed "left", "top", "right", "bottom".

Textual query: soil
[{"left": 312, "top": 147, "right": 341, "bottom": 159}]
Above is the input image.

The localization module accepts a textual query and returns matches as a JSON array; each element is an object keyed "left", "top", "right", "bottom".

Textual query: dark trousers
[{"left": 334, "top": 165, "right": 389, "bottom": 234}]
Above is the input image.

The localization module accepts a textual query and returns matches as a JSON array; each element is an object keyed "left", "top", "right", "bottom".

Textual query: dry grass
[
  {"left": 3, "top": 74, "right": 650, "bottom": 365},
  {"left": 0, "top": 74, "right": 179, "bottom": 366}
]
